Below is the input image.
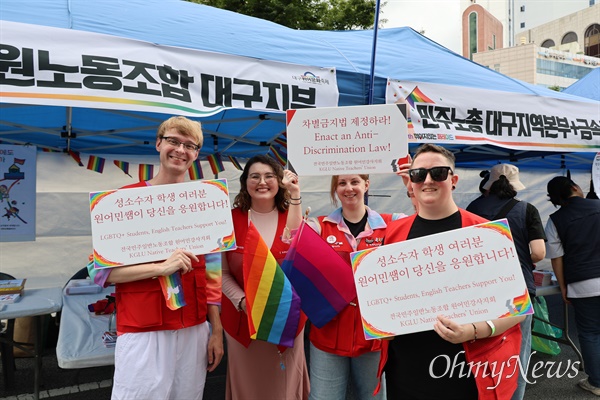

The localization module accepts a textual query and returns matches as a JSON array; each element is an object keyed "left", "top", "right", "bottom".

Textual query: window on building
[
  {"left": 520, "top": 5, "right": 525, "bottom": 11},
  {"left": 585, "top": 24, "right": 600, "bottom": 57},
  {"left": 469, "top": 12, "right": 478, "bottom": 60},
  {"left": 493, "top": 34, "right": 496, "bottom": 49},
  {"left": 541, "top": 39, "right": 555, "bottom": 48},
  {"left": 494, "top": 64, "right": 501, "bottom": 72},
  {"left": 520, "top": 22, "right": 525, "bottom": 29},
  {"left": 561, "top": 32, "right": 578, "bottom": 45}
]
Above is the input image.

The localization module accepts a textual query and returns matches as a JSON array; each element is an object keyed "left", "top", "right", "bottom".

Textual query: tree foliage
[{"left": 188, "top": 0, "right": 385, "bottom": 30}]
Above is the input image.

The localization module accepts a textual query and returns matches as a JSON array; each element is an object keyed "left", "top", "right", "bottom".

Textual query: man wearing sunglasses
[{"left": 377, "top": 144, "right": 524, "bottom": 400}]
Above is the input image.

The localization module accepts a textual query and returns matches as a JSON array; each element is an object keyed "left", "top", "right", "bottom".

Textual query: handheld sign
[
  {"left": 90, "top": 179, "right": 236, "bottom": 269},
  {"left": 351, "top": 219, "right": 533, "bottom": 339},
  {"left": 286, "top": 104, "right": 409, "bottom": 176}
]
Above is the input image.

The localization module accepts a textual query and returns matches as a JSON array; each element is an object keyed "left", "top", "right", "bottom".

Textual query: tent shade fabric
[{"left": 1, "top": 0, "right": 599, "bottom": 169}]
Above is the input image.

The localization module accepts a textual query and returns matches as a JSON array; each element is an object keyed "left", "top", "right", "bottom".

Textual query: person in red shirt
[{"left": 94, "top": 116, "right": 223, "bottom": 400}]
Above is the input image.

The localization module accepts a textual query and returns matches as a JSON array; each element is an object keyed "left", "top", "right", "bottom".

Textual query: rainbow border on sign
[{"left": 89, "top": 190, "right": 116, "bottom": 212}]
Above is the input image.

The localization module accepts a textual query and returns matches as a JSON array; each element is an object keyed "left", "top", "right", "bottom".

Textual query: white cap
[{"left": 483, "top": 164, "right": 525, "bottom": 191}]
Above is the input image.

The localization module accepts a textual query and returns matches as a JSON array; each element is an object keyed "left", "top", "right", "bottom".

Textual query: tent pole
[
  {"left": 367, "top": 0, "right": 382, "bottom": 105},
  {"left": 65, "top": 107, "right": 73, "bottom": 151}
]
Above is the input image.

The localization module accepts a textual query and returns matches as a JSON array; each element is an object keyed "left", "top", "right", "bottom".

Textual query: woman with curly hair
[{"left": 221, "top": 155, "right": 309, "bottom": 400}]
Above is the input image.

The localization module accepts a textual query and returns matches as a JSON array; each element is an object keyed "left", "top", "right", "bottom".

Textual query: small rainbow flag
[
  {"left": 138, "top": 164, "right": 154, "bottom": 181},
  {"left": 206, "top": 154, "right": 225, "bottom": 175},
  {"left": 188, "top": 159, "right": 204, "bottom": 180},
  {"left": 86, "top": 155, "right": 105, "bottom": 173},
  {"left": 68, "top": 150, "right": 84, "bottom": 167},
  {"left": 274, "top": 133, "right": 287, "bottom": 148},
  {"left": 13, "top": 158, "right": 25, "bottom": 165},
  {"left": 243, "top": 221, "right": 300, "bottom": 348},
  {"left": 113, "top": 160, "right": 132, "bottom": 177},
  {"left": 406, "top": 86, "right": 435, "bottom": 109},
  {"left": 158, "top": 272, "right": 187, "bottom": 310},
  {"left": 228, "top": 155, "right": 243, "bottom": 171},
  {"left": 42, "top": 147, "right": 60, "bottom": 152},
  {"left": 269, "top": 145, "right": 287, "bottom": 166},
  {"left": 281, "top": 221, "right": 356, "bottom": 328}
]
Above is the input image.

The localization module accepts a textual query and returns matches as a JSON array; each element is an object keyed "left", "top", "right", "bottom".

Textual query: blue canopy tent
[
  {"left": 1, "top": 0, "right": 598, "bottom": 169},
  {"left": 563, "top": 67, "right": 600, "bottom": 101}
]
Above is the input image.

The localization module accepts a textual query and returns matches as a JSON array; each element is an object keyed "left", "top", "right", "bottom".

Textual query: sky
[{"left": 381, "top": 0, "right": 464, "bottom": 54}]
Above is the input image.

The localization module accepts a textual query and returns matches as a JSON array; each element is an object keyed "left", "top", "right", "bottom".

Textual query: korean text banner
[
  {"left": 286, "top": 104, "right": 409, "bottom": 176},
  {"left": 386, "top": 79, "right": 600, "bottom": 152},
  {"left": 351, "top": 219, "right": 533, "bottom": 339},
  {"left": 0, "top": 21, "right": 339, "bottom": 117},
  {"left": 90, "top": 179, "right": 236, "bottom": 269}
]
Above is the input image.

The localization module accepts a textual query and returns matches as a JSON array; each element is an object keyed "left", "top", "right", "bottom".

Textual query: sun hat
[{"left": 483, "top": 164, "right": 525, "bottom": 191}]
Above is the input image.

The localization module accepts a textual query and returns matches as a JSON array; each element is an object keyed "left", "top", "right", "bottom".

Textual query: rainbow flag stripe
[
  {"left": 158, "top": 272, "right": 187, "bottom": 310},
  {"left": 269, "top": 145, "right": 287, "bottom": 166},
  {"left": 281, "top": 221, "right": 357, "bottom": 328},
  {"left": 362, "top": 317, "right": 397, "bottom": 340},
  {"left": 202, "top": 179, "right": 230, "bottom": 196},
  {"left": 113, "top": 160, "right": 132, "bottom": 177},
  {"left": 87, "top": 155, "right": 105, "bottom": 173},
  {"left": 476, "top": 219, "right": 513, "bottom": 242},
  {"left": 274, "top": 133, "right": 287, "bottom": 148},
  {"left": 42, "top": 147, "right": 60, "bottom": 152},
  {"left": 89, "top": 190, "right": 117, "bottom": 212},
  {"left": 243, "top": 221, "right": 300, "bottom": 347},
  {"left": 206, "top": 154, "right": 225, "bottom": 174},
  {"left": 406, "top": 86, "right": 435, "bottom": 109},
  {"left": 228, "top": 155, "right": 243, "bottom": 170},
  {"left": 138, "top": 164, "right": 154, "bottom": 181},
  {"left": 499, "top": 289, "right": 534, "bottom": 318},
  {"left": 93, "top": 249, "right": 123, "bottom": 269},
  {"left": 188, "top": 159, "right": 204, "bottom": 180}
]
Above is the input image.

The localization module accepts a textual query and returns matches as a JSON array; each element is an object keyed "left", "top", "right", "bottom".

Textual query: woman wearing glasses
[
  {"left": 381, "top": 144, "right": 524, "bottom": 400},
  {"left": 221, "top": 155, "right": 309, "bottom": 400},
  {"left": 285, "top": 170, "right": 410, "bottom": 400}
]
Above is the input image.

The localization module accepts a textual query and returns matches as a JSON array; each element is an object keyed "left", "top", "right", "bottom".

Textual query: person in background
[
  {"left": 286, "top": 171, "right": 409, "bottom": 400},
  {"left": 221, "top": 155, "right": 309, "bottom": 400},
  {"left": 545, "top": 176, "right": 600, "bottom": 396},
  {"left": 382, "top": 144, "right": 524, "bottom": 400},
  {"left": 92, "top": 116, "right": 223, "bottom": 400},
  {"left": 466, "top": 163, "right": 546, "bottom": 400}
]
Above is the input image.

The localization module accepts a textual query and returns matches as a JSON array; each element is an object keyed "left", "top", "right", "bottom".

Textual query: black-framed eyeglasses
[
  {"left": 161, "top": 136, "right": 200, "bottom": 152},
  {"left": 408, "top": 166, "right": 453, "bottom": 183}
]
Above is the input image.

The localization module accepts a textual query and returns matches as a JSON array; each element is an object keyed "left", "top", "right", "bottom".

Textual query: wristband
[
  {"left": 486, "top": 320, "right": 496, "bottom": 337},
  {"left": 470, "top": 323, "right": 478, "bottom": 342},
  {"left": 289, "top": 201, "right": 302, "bottom": 205},
  {"left": 290, "top": 196, "right": 301, "bottom": 200}
]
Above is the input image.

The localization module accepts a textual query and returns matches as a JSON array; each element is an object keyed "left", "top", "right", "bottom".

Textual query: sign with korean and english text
[
  {"left": 90, "top": 179, "right": 236, "bottom": 269},
  {"left": 351, "top": 219, "right": 533, "bottom": 339},
  {"left": 1, "top": 21, "right": 338, "bottom": 116},
  {"left": 386, "top": 79, "right": 600, "bottom": 152},
  {"left": 286, "top": 104, "right": 409, "bottom": 176}
]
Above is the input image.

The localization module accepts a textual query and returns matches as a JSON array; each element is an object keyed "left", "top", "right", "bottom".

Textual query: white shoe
[{"left": 579, "top": 378, "right": 600, "bottom": 396}]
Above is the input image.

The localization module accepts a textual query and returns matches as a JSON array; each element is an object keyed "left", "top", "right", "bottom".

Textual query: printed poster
[
  {"left": 0, "top": 145, "right": 36, "bottom": 242},
  {"left": 90, "top": 179, "right": 236, "bottom": 269},
  {"left": 351, "top": 219, "right": 533, "bottom": 339}
]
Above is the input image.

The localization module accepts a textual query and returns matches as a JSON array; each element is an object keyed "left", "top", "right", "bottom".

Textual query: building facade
[{"left": 462, "top": 4, "right": 504, "bottom": 60}]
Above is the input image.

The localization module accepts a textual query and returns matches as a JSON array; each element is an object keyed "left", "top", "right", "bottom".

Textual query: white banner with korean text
[
  {"left": 286, "top": 104, "right": 409, "bottom": 176},
  {"left": 386, "top": 79, "right": 600, "bottom": 152},
  {"left": 90, "top": 179, "right": 236, "bottom": 269},
  {"left": 0, "top": 21, "right": 338, "bottom": 116},
  {"left": 351, "top": 219, "right": 533, "bottom": 339}
]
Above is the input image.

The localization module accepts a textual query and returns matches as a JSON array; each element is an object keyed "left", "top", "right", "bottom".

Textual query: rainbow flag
[
  {"left": 13, "top": 158, "right": 25, "bottom": 165},
  {"left": 68, "top": 150, "right": 84, "bottom": 167},
  {"left": 406, "top": 86, "right": 435, "bottom": 109},
  {"left": 86, "top": 155, "right": 105, "bottom": 173},
  {"left": 243, "top": 221, "right": 300, "bottom": 348},
  {"left": 158, "top": 272, "right": 187, "bottom": 310},
  {"left": 269, "top": 145, "right": 287, "bottom": 166},
  {"left": 42, "top": 147, "right": 60, "bottom": 152},
  {"left": 138, "top": 164, "right": 154, "bottom": 181},
  {"left": 228, "top": 155, "right": 243, "bottom": 171},
  {"left": 188, "top": 159, "right": 204, "bottom": 180},
  {"left": 281, "top": 221, "right": 356, "bottom": 328},
  {"left": 113, "top": 160, "right": 132, "bottom": 177},
  {"left": 206, "top": 154, "right": 225, "bottom": 175}
]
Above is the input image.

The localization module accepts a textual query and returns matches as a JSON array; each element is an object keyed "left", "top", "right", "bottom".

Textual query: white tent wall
[{"left": 0, "top": 152, "right": 592, "bottom": 289}]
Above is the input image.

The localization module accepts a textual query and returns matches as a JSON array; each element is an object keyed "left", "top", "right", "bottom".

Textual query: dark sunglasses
[{"left": 408, "top": 166, "right": 453, "bottom": 183}]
